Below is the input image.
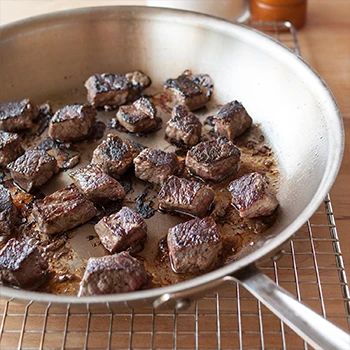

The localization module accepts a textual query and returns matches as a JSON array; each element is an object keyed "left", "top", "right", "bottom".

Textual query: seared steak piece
[
  {"left": 85, "top": 71, "right": 151, "bottom": 108},
  {"left": 165, "top": 104, "right": 202, "bottom": 146},
  {"left": 164, "top": 70, "right": 213, "bottom": 111},
  {"left": 213, "top": 101, "right": 252, "bottom": 140},
  {"left": 0, "top": 99, "right": 37, "bottom": 131},
  {"left": 0, "top": 131, "right": 23, "bottom": 167},
  {"left": 0, "top": 238, "right": 48, "bottom": 289},
  {"left": 0, "top": 185, "right": 19, "bottom": 239},
  {"left": 116, "top": 97, "right": 161, "bottom": 133},
  {"left": 228, "top": 172, "right": 279, "bottom": 218},
  {"left": 134, "top": 148, "right": 179, "bottom": 185},
  {"left": 168, "top": 216, "right": 222, "bottom": 273},
  {"left": 95, "top": 206, "right": 147, "bottom": 254},
  {"left": 8, "top": 150, "right": 58, "bottom": 192},
  {"left": 185, "top": 137, "right": 241, "bottom": 182},
  {"left": 48, "top": 104, "right": 96, "bottom": 142},
  {"left": 32, "top": 184, "right": 97, "bottom": 235},
  {"left": 91, "top": 134, "right": 139, "bottom": 178},
  {"left": 158, "top": 175, "right": 214, "bottom": 217},
  {"left": 78, "top": 251, "right": 150, "bottom": 296},
  {"left": 70, "top": 164, "right": 125, "bottom": 203}
]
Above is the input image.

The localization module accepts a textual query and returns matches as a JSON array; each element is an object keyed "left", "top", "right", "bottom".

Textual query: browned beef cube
[
  {"left": 70, "top": 164, "right": 125, "bottom": 203},
  {"left": 133, "top": 148, "right": 179, "bottom": 185},
  {"left": 32, "top": 184, "right": 97, "bottom": 235},
  {"left": 8, "top": 150, "right": 58, "bottom": 192},
  {"left": 0, "top": 185, "right": 19, "bottom": 239},
  {"left": 228, "top": 172, "right": 279, "bottom": 218},
  {"left": 168, "top": 216, "right": 222, "bottom": 273},
  {"left": 85, "top": 71, "right": 151, "bottom": 108},
  {"left": 116, "top": 97, "right": 161, "bottom": 133},
  {"left": 185, "top": 137, "right": 241, "bottom": 182},
  {"left": 48, "top": 104, "right": 96, "bottom": 142},
  {"left": 0, "top": 99, "right": 37, "bottom": 131},
  {"left": 0, "top": 131, "right": 23, "bottom": 167},
  {"left": 95, "top": 207, "right": 147, "bottom": 254},
  {"left": 91, "top": 134, "right": 139, "bottom": 178},
  {"left": 165, "top": 104, "right": 202, "bottom": 146},
  {"left": 213, "top": 101, "right": 252, "bottom": 140},
  {"left": 78, "top": 251, "right": 150, "bottom": 296},
  {"left": 0, "top": 238, "right": 48, "bottom": 289},
  {"left": 164, "top": 70, "right": 213, "bottom": 111},
  {"left": 158, "top": 175, "right": 214, "bottom": 218}
]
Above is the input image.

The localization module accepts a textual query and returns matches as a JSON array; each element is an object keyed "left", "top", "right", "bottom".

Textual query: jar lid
[{"left": 250, "top": 0, "right": 307, "bottom": 29}]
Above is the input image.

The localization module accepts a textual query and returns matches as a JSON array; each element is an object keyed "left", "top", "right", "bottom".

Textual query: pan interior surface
[{"left": 0, "top": 6, "right": 343, "bottom": 304}]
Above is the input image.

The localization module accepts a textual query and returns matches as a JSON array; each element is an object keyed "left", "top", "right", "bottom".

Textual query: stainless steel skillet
[{"left": 0, "top": 6, "right": 348, "bottom": 349}]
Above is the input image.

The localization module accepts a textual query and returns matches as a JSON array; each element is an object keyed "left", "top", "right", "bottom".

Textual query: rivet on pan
[
  {"left": 175, "top": 298, "right": 191, "bottom": 311},
  {"left": 272, "top": 250, "right": 285, "bottom": 261}
]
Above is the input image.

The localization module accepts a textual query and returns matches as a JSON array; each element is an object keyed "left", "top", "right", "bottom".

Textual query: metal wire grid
[{"left": 0, "top": 23, "right": 349, "bottom": 350}]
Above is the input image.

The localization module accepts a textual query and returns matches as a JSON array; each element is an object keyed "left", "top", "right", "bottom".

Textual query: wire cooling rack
[{"left": 1, "top": 22, "right": 349, "bottom": 350}]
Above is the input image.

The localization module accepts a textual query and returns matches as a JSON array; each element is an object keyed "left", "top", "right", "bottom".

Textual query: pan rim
[{"left": 0, "top": 5, "right": 344, "bottom": 304}]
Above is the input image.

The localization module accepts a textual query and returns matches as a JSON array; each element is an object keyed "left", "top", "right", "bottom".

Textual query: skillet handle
[{"left": 232, "top": 265, "right": 350, "bottom": 350}]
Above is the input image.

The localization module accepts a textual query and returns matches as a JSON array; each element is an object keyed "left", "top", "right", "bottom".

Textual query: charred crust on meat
[
  {"left": 188, "top": 137, "right": 240, "bottom": 164},
  {"left": 100, "top": 137, "right": 129, "bottom": 159},
  {"left": 8, "top": 150, "right": 56, "bottom": 175},
  {"left": 170, "top": 217, "right": 221, "bottom": 247},
  {"left": 78, "top": 251, "right": 150, "bottom": 296},
  {"left": 158, "top": 176, "right": 205, "bottom": 204},
  {"left": 165, "top": 104, "right": 202, "bottom": 147},
  {"left": 91, "top": 134, "right": 139, "bottom": 178},
  {"left": 84, "top": 71, "right": 151, "bottom": 108},
  {"left": 185, "top": 137, "right": 241, "bottom": 182},
  {"left": 108, "top": 135, "right": 135, "bottom": 159},
  {"left": 0, "top": 99, "right": 38, "bottom": 131},
  {"left": 0, "top": 131, "right": 24, "bottom": 167},
  {"left": 32, "top": 184, "right": 97, "bottom": 235},
  {"left": 50, "top": 104, "right": 94, "bottom": 123},
  {"left": 227, "top": 172, "right": 279, "bottom": 218},
  {"left": 125, "top": 71, "right": 152, "bottom": 90},
  {"left": 8, "top": 149, "right": 58, "bottom": 192},
  {"left": 91, "top": 74, "right": 129, "bottom": 94},
  {"left": 137, "top": 149, "right": 176, "bottom": 167},
  {"left": 167, "top": 216, "right": 222, "bottom": 273},
  {"left": 0, "top": 238, "right": 48, "bottom": 289},
  {"left": 94, "top": 206, "right": 147, "bottom": 254},
  {"left": 69, "top": 164, "right": 125, "bottom": 203},
  {"left": 169, "top": 105, "right": 202, "bottom": 133},
  {"left": 165, "top": 75, "right": 201, "bottom": 98},
  {"left": 158, "top": 175, "right": 215, "bottom": 217},
  {"left": 0, "top": 184, "right": 19, "bottom": 239},
  {"left": 0, "top": 100, "right": 31, "bottom": 120},
  {"left": 116, "top": 97, "right": 161, "bottom": 133},
  {"left": 164, "top": 70, "right": 214, "bottom": 111},
  {"left": 48, "top": 104, "right": 96, "bottom": 142},
  {"left": 134, "top": 148, "right": 179, "bottom": 185},
  {"left": 213, "top": 100, "right": 253, "bottom": 140},
  {"left": 120, "top": 98, "right": 156, "bottom": 123}
]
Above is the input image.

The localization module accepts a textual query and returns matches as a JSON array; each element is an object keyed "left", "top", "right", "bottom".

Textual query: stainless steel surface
[
  {"left": 0, "top": 6, "right": 347, "bottom": 347},
  {"left": 1, "top": 196, "right": 349, "bottom": 349},
  {"left": 0, "top": 5, "right": 344, "bottom": 304}
]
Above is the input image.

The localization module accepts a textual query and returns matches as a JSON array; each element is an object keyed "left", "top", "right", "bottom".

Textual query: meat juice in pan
[{"left": 0, "top": 86, "right": 279, "bottom": 295}]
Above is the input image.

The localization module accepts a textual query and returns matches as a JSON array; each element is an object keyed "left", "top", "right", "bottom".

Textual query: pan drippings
[{"left": 0, "top": 88, "right": 279, "bottom": 295}]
